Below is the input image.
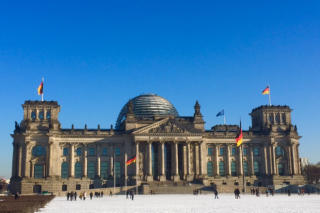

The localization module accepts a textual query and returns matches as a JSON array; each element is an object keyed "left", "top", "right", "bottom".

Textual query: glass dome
[{"left": 115, "top": 94, "right": 179, "bottom": 129}]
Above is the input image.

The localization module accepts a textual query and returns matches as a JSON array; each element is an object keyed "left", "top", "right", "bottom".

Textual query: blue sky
[{"left": 0, "top": 1, "right": 320, "bottom": 178}]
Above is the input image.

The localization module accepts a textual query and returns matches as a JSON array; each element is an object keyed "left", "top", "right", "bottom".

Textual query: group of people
[
  {"left": 126, "top": 190, "right": 135, "bottom": 200},
  {"left": 66, "top": 191, "right": 107, "bottom": 201}
]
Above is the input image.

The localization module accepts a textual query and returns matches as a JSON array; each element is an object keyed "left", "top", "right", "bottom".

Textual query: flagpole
[
  {"left": 268, "top": 85, "right": 271, "bottom": 106},
  {"left": 41, "top": 77, "right": 44, "bottom": 102},
  {"left": 241, "top": 143, "right": 245, "bottom": 193}
]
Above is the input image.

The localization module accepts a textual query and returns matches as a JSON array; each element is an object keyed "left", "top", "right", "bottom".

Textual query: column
[
  {"left": 183, "top": 143, "right": 187, "bottom": 179},
  {"left": 214, "top": 145, "right": 219, "bottom": 176},
  {"left": 186, "top": 142, "right": 193, "bottom": 181},
  {"left": 135, "top": 142, "right": 139, "bottom": 179},
  {"left": 226, "top": 145, "right": 231, "bottom": 176},
  {"left": 238, "top": 146, "right": 243, "bottom": 175},
  {"left": 18, "top": 144, "right": 22, "bottom": 177},
  {"left": 291, "top": 145, "right": 296, "bottom": 175},
  {"left": 48, "top": 141, "right": 54, "bottom": 177},
  {"left": 160, "top": 142, "right": 166, "bottom": 181},
  {"left": 263, "top": 146, "right": 268, "bottom": 175},
  {"left": 173, "top": 142, "right": 179, "bottom": 181},
  {"left": 30, "top": 162, "right": 34, "bottom": 178},
  {"left": 199, "top": 142, "right": 204, "bottom": 176},
  {"left": 148, "top": 142, "right": 152, "bottom": 176},
  {"left": 83, "top": 145, "right": 87, "bottom": 177},
  {"left": 249, "top": 145, "right": 254, "bottom": 175},
  {"left": 110, "top": 146, "right": 114, "bottom": 176},
  {"left": 11, "top": 143, "right": 17, "bottom": 178},
  {"left": 272, "top": 145, "right": 276, "bottom": 175},
  {"left": 124, "top": 149, "right": 127, "bottom": 184},
  {"left": 97, "top": 145, "right": 101, "bottom": 177},
  {"left": 23, "top": 142, "right": 30, "bottom": 178},
  {"left": 70, "top": 144, "right": 75, "bottom": 177},
  {"left": 268, "top": 145, "right": 273, "bottom": 174},
  {"left": 194, "top": 144, "right": 199, "bottom": 176}
]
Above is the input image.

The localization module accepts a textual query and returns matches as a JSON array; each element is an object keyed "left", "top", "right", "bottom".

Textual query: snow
[{"left": 37, "top": 194, "right": 320, "bottom": 213}]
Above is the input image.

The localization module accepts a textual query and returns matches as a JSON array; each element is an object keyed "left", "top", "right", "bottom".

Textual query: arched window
[
  {"left": 278, "top": 163, "right": 285, "bottom": 176},
  {"left": 46, "top": 110, "right": 51, "bottom": 120},
  {"left": 253, "top": 147, "right": 260, "bottom": 156},
  {"left": 276, "top": 146, "right": 285, "bottom": 157},
  {"left": 207, "top": 161, "right": 213, "bottom": 177},
  {"left": 39, "top": 110, "right": 44, "bottom": 120},
  {"left": 31, "top": 110, "right": 36, "bottom": 121},
  {"left": 100, "top": 161, "right": 109, "bottom": 179},
  {"left": 75, "top": 162, "right": 82, "bottom": 178},
  {"left": 219, "top": 161, "right": 225, "bottom": 176},
  {"left": 61, "top": 162, "right": 69, "bottom": 178},
  {"left": 87, "top": 161, "right": 96, "bottom": 179},
  {"left": 34, "top": 164, "right": 44, "bottom": 178},
  {"left": 32, "top": 146, "right": 46, "bottom": 157},
  {"left": 254, "top": 161, "right": 260, "bottom": 176},
  {"left": 231, "top": 161, "right": 237, "bottom": 176},
  {"left": 243, "top": 161, "right": 248, "bottom": 176},
  {"left": 76, "top": 147, "right": 82, "bottom": 156}
]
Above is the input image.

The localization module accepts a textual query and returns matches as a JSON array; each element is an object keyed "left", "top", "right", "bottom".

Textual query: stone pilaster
[
  {"left": 70, "top": 144, "right": 75, "bottom": 177},
  {"left": 249, "top": 145, "right": 254, "bottom": 175},
  {"left": 226, "top": 145, "right": 231, "bottom": 176},
  {"left": 48, "top": 140, "right": 54, "bottom": 177},
  {"left": 263, "top": 146, "right": 268, "bottom": 175},
  {"left": 186, "top": 142, "right": 193, "bottom": 181},
  {"left": 214, "top": 145, "right": 219, "bottom": 176},
  {"left": 11, "top": 143, "right": 17, "bottom": 178},
  {"left": 135, "top": 142, "right": 140, "bottom": 181},
  {"left": 272, "top": 145, "right": 276, "bottom": 175},
  {"left": 194, "top": 143, "right": 199, "bottom": 176},
  {"left": 18, "top": 144, "right": 22, "bottom": 177},
  {"left": 83, "top": 145, "right": 87, "bottom": 177},
  {"left": 96, "top": 144, "right": 101, "bottom": 177},
  {"left": 238, "top": 146, "right": 243, "bottom": 175}
]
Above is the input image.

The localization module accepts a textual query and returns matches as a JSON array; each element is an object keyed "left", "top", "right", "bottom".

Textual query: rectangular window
[
  {"left": 231, "top": 147, "right": 236, "bottom": 156},
  {"left": 87, "top": 161, "right": 96, "bottom": 179},
  {"left": 208, "top": 147, "right": 213, "bottom": 156},
  {"left": 89, "top": 147, "right": 96, "bottom": 156},
  {"left": 243, "top": 148, "right": 248, "bottom": 156},
  {"left": 34, "top": 164, "right": 44, "bottom": 179},
  {"left": 243, "top": 161, "right": 248, "bottom": 176},
  {"left": 102, "top": 147, "right": 108, "bottom": 156},
  {"left": 100, "top": 161, "right": 109, "bottom": 179},
  {"left": 253, "top": 147, "right": 260, "bottom": 156},
  {"left": 115, "top": 161, "right": 121, "bottom": 178},
  {"left": 207, "top": 161, "right": 213, "bottom": 177},
  {"left": 231, "top": 161, "right": 236, "bottom": 176},
  {"left": 115, "top": 147, "right": 120, "bottom": 156},
  {"left": 219, "top": 147, "right": 224, "bottom": 156},
  {"left": 219, "top": 161, "right": 225, "bottom": 176},
  {"left": 63, "top": 147, "right": 69, "bottom": 156}
]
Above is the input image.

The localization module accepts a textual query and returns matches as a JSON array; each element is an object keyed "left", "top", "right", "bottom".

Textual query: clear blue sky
[{"left": 0, "top": 1, "right": 319, "bottom": 179}]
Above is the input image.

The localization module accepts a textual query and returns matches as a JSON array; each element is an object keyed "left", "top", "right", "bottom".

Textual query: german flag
[
  {"left": 37, "top": 81, "right": 43, "bottom": 95},
  {"left": 126, "top": 156, "right": 136, "bottom": 166},
  {"left": 236, "top": 127, "right": 243, "bottom": 147},
  {"left": 262, "top": 86, "right": 270, "bottom": 95}
]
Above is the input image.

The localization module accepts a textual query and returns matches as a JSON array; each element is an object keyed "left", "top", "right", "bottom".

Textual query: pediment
[{"left": 132, "top": 118, "right": 190, "bottom": 134}]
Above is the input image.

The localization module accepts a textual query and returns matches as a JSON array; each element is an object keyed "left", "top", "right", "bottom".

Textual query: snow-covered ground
[{"left": 37, "top": 194, "right": 320, "bottom": 213}]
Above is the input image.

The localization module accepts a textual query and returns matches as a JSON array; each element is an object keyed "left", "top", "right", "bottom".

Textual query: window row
[
  {"left": 207, "top": 160, "right": 259, "bottom": 177},
  {"left": 62, "top": 147, "right": 121, "bottom": 157},
  {"left": 30, "top": 110, "right": 51, "bottom": 121},
  {"left": 208, "top": 146, "right": 285, "bottom": 158},
  {"left": 60, "top": 161, "right": 121, "bottom": 179}
]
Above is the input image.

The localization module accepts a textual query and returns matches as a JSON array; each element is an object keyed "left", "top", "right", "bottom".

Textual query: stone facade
[{"left": 10, "top": 95, "right": 305, "bottom": 195}]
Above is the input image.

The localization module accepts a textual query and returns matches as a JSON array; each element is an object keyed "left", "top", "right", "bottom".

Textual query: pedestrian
[
  {"left": 90, "top": 192, "right": 93, "bottom": 200},
  {"left": 101, "top": 191, "right": 104, "bottom": 197},
  {"left": 288, "top": 189, "right": 291, "bottom": 196},
  {"left": 75, "top": 191, "right": 77, "bottom": 200},
  {"left": 110, "top": 191, "right": 112, "bottom": 196},
  {"left": 234, "top": 188, "right": 240, "bottom": 199},
  {"left": 265, "top": 189, "right": 269, "bottom": 197},
  {"left": 126, "top": 190, "right": 129, "bottom": 199},
  {"left": 214, "top": 189, "right": 219, "bottom": 199},
  {"left": 83, "top": 192, "right": 86, "bottom": 200},
  {"left": 130, "top": 190, "right": 134, "bottom": 200},
  {"left": 70, "top": 191, "right": 74, "bottom": 201},
  {"left": 256, "top": 188, "right": 260, "bottom": 197},
  {"left": 67, "top": 192, "right": 70, "bottom": 200}
]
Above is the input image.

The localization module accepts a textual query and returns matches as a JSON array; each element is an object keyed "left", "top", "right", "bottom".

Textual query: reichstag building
[{"left": 10, "top": 94, "right": 304, "bottom": 194}]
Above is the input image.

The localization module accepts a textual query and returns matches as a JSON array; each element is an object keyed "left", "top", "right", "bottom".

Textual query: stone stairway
[{"left": 142, "top": 181, "right": 210, "bottom": 194}]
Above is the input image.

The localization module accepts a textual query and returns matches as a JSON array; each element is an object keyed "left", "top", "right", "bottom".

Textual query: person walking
[
  {"left": 130, "top": 190, "right": 134, "bottom": 200},
  {"left": 66, "top": 192, "right": 70, "bottom": 201},
  {"left": 234, "top": 188, "right": 240, "bottom": 199},
  {"left": 214, "top": 189, "right": 219, "bottom": 199},
  {"left": 70, "top": 191, "right": 74, "bottom": 201},
  {"left": 288, "top": 189, "right": 291, "bottom": 196},
  {"left": 74, "top": 191, "right": 77, "bottom": 201},
  {"left": 126, "top": 190, "right": 129, "bottom": 199},
  {"left": 90, "top": 192, "right": 93, "bottom": 200},
  {"left": 83, "top": 192, "right": 86, "bottom": 200}
]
